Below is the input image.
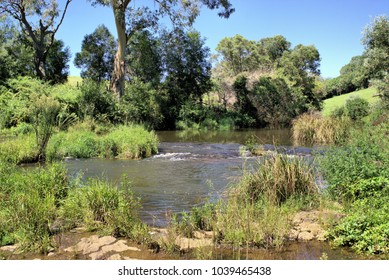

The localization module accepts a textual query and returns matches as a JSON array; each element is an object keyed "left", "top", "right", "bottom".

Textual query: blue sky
[{"left": 56, "top": 0, "right": 389, "bottom": 78}]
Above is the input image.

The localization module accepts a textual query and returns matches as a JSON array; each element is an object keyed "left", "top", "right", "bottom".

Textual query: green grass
[
  {"left": 67, "top": 76, "right": 82, "bottom": 87},
  {"left": 322, "top": 87, "right": 379, "bottom": 116}
]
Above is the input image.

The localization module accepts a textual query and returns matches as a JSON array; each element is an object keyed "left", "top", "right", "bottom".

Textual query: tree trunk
[{"left": 110, "top": 1, "right": 128, "bottom": 99}]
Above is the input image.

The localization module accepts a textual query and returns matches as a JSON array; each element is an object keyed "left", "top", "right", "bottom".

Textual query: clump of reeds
[
  {"left": 292, "top": 112, "right": 351, "bottom": 146},
  {"left": 237, "top": 154, "right": 318, "bottom": 205}
]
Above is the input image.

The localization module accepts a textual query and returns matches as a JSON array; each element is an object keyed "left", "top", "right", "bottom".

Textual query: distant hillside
[
  {"left": 321, "top": 87, "right": 380, "bottom": 116},
  {"left": 67, "top": 76, "right": 82, "bottom": 86}
]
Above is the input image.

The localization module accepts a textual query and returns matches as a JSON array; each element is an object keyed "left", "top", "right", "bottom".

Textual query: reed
[{"left": 292, "top": 113, "right": 351, "bottom": 146}]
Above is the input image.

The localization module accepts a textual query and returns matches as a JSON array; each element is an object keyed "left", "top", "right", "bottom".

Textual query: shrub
[
  {"left": 320, "top": 122, "right": 389, "bottom": 199},
  {"left": 344, "top": 96, "right": 370, "bottom": 121},
  {"left": 328, "top": 177, "right": 389, "bottom": 254},
  {"left": 28, "top": 94, "right": 61, "bottom": 161}
]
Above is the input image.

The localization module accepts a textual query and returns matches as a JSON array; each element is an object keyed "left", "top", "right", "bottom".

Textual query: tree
[
  {"left": 74, "top": 25, "right": 116, "bottom": 82},
  {"left": 45, "top": 39, "right": 70, "bottom": 84},
  {"left": 279, "top": 44, "right": 321, "bottom": 108},
  {"left": 0, "top": 0, "right": 72, "bottom": 81},
  {"left": 160, "top": 28, "right": 212, "bottom": 128},
  {"left": 259, "top": 35, "right": 291, "bottom": 65},
  {"left": 216, "top": 35, "right": 268, "bottom": 76},
  {"left": 89, "top": 0, "right": 234, "bottom": 98},
  {"left": 127, "top": 30, "right": 161, "bottom": 86},
  {"left": 362, "top": 15, "right": 389, "bottom": 105}
]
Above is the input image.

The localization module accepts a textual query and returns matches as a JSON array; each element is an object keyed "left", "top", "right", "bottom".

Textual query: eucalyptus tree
[
  {"left": 88, "top": 0, "right": 234, "bottom": 98},
  {"left": 0, "top": 0, "right": 72, "bottom": 81}
]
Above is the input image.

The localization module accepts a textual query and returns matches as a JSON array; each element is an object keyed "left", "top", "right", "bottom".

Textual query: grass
[
  {"left": 47, "top": 124, "right": 159, "bottom": 160},
  {"left": 0, "top": 162, "right": 150, "bottom": 253},
  {"left": 67, "top": 76, "right": 82, "bottom": 87},
  {"left": 291, "top": 113, "right": 351, "bottom": 146},
  {"left": 168, "top": 153, "right": 319, "bottom": 252},
  {"left": 322, "top": 87, "right": 379, "bottom": 116}
]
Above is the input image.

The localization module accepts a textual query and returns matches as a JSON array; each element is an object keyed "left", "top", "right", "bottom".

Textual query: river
[{"left": 65, "top": 129, "right": 306, "bottom": 227}]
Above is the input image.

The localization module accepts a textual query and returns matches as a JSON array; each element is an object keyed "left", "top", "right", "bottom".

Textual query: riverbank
[{"left": 0, "top": 209, "right": 351, "bottom": 260}]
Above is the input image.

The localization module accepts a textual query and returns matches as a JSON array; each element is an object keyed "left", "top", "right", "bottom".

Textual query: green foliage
[
  {"left": 168, "top": 154, "right": 318, "bottom": 250},
  {"left": 78, "top": 79, "right": 117, "bottom": 121},
  {"left": 60, "top": 177, "right": 148, "bottom": 242},
  {"left": 0, "top": 161, "right": 149, "bottom": 252},
  {"left": 344, "top": 96, "right": 370, "bottom": 121},
  {"left": 46, "top": 124, "right": 159, "bottom": 160},
  {"left": 322, "top": 87, "right": 379, "bottom": 116},
  {"left": 74, "top": 25, "right": 115, "bottom": 82},
  {"left": 237, "top": 154, "right": 318, "bottom": 205},
  {"left": 160, "top": 28, "right": 212, "bottom": 128},
  {"left": 119, "top": 79, "right": 163, "bottom": 129},
  {"left": 28, "top": 94, "right": 61, "bottom": 161},
  {"left": 250, "top": 76, "right": 304, "bottom": 127},
  {"left": 328, "top": 177, "right": 389, "bottom": 254},
  {"left": 320, "top": 121, "right": 389, "bottom": 199},
  {"left": 0, "top": 134, "right": 36, "bottom": 164},
  {"left": 0, "top": 163, "right": 68, "bottom": 252}
]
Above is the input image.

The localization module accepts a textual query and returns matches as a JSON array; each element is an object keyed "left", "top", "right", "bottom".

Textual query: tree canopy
[{"left": 0, "top": 0, "right": 72, "bottom": 81}]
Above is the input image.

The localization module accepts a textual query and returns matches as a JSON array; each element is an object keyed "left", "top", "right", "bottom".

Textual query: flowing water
[
  {"left": 14, "top": 128, "right": 304, "bottom": 227},
  {"left": 17, "top": 128, "right": 381, "bottom": 259},
  {"left": 65, "top": 128, "right": 312, "bottom": 227}
]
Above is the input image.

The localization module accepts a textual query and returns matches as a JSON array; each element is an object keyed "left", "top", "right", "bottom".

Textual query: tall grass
[
  {"left": 292, "top": 113, "right": 351, "bottom": 146},
  {"left": 0, "top": 134, "right": 37, "bottom": 164},
  {"left": 0, "top": 163, "right": 68, "bottom": 253},
  {"left": 46, "top": 123, "right": 159, "bottom": 160},
  {"left": 169, "top": 154, "right": 319, "bottom": 252},
  {"left": 0, "top": 162, "right": 149, "bottom": 253},
  {"left": 60, "top": 177, "right": 149, "bottom": 243}
]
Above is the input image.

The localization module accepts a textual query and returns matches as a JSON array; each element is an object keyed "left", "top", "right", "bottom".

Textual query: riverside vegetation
[{"left": 1, "top": 14, "right": 389, "bottom": 259}]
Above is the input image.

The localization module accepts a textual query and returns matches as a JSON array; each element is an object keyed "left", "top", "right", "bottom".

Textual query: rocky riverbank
[{"left": 0, "top": 209, "right": 342, "bottom": 260}]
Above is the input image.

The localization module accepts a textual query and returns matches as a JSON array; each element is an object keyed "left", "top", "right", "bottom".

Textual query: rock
[
  {"left": 107, "top": 254, "right": 122, "bottom": 260},
  {"left": 175, "top": 237, "right": 213, "bottom": 250},
  {"left": 288, "top": 229, "right": 299, "bottom": 240},
  {"left": 47, "top": 252, "right": 55, "bottom": 257},
  {"left": 101, "top": 240, "right": 140, "bottom": 254},
  {"left": 298, "top": 231, "right": 314, "bottom": 241},
  {"left": 0, "top": 245, "right": 18, "bottom": 252},
  {"left": 65, "top": 235, "right": 117, "bottom": 254}
]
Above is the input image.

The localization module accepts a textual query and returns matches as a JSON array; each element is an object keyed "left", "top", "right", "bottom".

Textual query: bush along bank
[
  {"left": 0, "top": 162, "right": 150, "bottom": 253},
  {"left": 320, "top": 119, "right": 389, "bottom": 255}
]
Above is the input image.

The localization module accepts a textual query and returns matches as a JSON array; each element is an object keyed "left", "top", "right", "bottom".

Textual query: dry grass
[{"left": 292, "top": 112, "right": 351, "bottom": 146}]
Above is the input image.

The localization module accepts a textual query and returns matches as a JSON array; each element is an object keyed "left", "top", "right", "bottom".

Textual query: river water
[
  {"left": 65, "top": 129, "right": 307, "bottom": 227},
  {"left": 29, "top": 128, "right": 382, "bottom": 259}
]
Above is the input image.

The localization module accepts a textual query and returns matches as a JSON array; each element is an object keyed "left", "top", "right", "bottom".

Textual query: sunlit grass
[{"left": 322, "top": 87, "right": 379, "bottom": 116}]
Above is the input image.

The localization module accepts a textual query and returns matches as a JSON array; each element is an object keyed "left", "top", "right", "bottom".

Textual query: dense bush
[
  {"left": 320, "top": 122, "right": 389, "bottom": 198},
  {"left": 119, "top": 79, "right": 163, "bottom": 129},
  {"left": 320, "top": 118, "right": 389, "bottom": 254},
  {"left": 344, "top": 96, "right": 370, "bottom": 121}
]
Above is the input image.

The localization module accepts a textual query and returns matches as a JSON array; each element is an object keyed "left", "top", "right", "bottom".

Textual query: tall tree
[
  {"left": 0, "top": 0, "right": 72, "bottom": 81},
  {"left": 160, "top": 28, "right": 212, "bottom": 128},
  {"left": 89, "top": 0, "right": 234, "bottom": 98},
  {"left": 74, "top": 25, "right": 116, "bottom": 82},
  {"left": 362, "top": 15, "right": 389, "bottom": 105}
]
